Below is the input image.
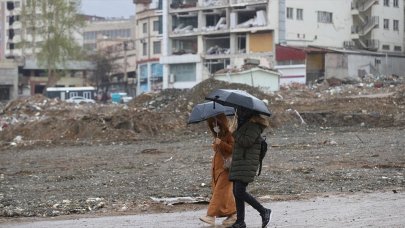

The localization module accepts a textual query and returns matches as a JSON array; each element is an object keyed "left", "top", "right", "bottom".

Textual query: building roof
[
  {"left": 215, "top": 66, "right": 280, "bottom": 77},
  {"left": 276, "top": 45, "right": 306, "bottom": 61}
]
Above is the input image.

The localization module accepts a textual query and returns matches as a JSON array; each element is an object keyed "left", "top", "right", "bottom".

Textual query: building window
[
  {"left": 393, "top": 20, "right": 399, "bottom": 31},
  {"left": 286, "top": 7, "right": 293, "bottom": 19},
  {"left": 296, "top": 9, "right": 303, "bottom": 20},
  {"left": 384, "top": 19, "right": 389, "bottom": 29},
  {"left": 394, "top": 0, "right": 399, "bottom": 7},
  {"left": 382, "top": 44, "right": 390, "bottom": 50},
  {"left": 152, "top": 18, "right": 163, "bottom": 34},
  {"left": 384, "top": 0, "right": 390, "bottom": 6},
  {"left": 142, "top": 42, "right": 148, "bottom": 56},
  {"left": 153, "top": 41, "right": 161, "bottom": 54},
  {"left": 394, "top": 46, "right": 402, "bottom": 51},
  {"left": 153, "top": 20, "right": 160, "bottom": 32},
  {"left": 158, "top": 16, "right": 163, "bottom": 34},
  {"left": 317, "top": 11, "right": 333, "bottom": 23},
  {"left": 170, "top": 63, "right": 196, "bottom": 82},
  {"left": 142, "top": 22, "right": 147, "bottom": 34}
]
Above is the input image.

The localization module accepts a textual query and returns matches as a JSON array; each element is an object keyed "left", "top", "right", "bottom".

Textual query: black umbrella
[
  {"left": 188, "top": 101, "right": 235, "bottom": 124},
  {"left": 205, "top": 89, "right": 271, "bottom": 116}
]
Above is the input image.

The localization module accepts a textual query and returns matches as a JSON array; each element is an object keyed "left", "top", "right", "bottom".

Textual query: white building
[
  {"left": 1, "top": 0, "right": 83, "bottom": 59},
  {"left": 133, "top": 0, "right": 405, "bottom": 92},
  {"left": 284, "top": 0, "right": 404, "bottom": 53},
  {"left": 82, "top": 17, "right": 136, "bottom": 52},
  {"left": 133, "top": 0, "right": 164, "bottom": 95},
  {"left": 0, "top": 0, "right": 94, "bottom": 97}
]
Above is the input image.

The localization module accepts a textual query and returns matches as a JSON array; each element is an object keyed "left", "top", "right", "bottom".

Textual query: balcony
[
  {"left": 230, "top": 8, "right": 267, "bottom": 29},
  {"left": 160, "top": 54, "right": 201, "bottom": 64},
  {"left": 230, "top": 0, "right": 268, "bottom": 6},
  {"left": 171, "top": 13, "right": 199, "bottom": 36},
  {"left": 357, "top": 39, "right": 379, "bottom": 51},
  {"left": 171, "top": 36, "right": 198, "bottom": 55},
  {"left": 201, "top": 8, "right": 228, "bottom": 33},
  {"left": 201, "top": 0, "right": 228, "bottom": 8},
  {"left": 133, "top": 0, "right": 151, "bottom": 3},
  {"left": 351, "top": 0, "right": 378, "bottom": 12},
  {"left": 351, "top": 16, "right": 379, "bottom": 36},
  {"left": 364, "top": 39, "right": 379, "bottom": 51},
  {"left": 170, "top": 0, "right": 198, "bottom": 9},
  {"left": 343, "top": 40, "right": 356, "bottom": 49}
]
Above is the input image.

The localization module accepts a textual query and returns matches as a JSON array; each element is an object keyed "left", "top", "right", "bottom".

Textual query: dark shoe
[
  {"left": 231, "top": 221, "right": 246, "bottom": 228},
  {"left": 261, "top": 208, "right": 272, "bottom": 228}
]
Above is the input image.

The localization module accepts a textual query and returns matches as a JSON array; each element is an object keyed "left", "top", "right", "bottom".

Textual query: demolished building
[{"left": 160, "top": 0, "right": 277, "bottom": 89}]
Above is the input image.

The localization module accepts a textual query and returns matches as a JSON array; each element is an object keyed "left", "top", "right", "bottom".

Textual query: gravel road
[
  {"left": 2, "top": 191, "right": 404, "bottom": 227},
  {"left": 1, "top": 126, "right": 404, "bottom": 221}
]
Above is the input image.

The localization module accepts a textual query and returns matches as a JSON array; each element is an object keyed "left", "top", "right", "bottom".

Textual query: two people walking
[{"left": 198, "top": 107, "right": 272, "bottom": 228}]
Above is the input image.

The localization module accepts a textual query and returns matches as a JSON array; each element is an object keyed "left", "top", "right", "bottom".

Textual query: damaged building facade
[
  {"left": 160, "top": 0, "right": 279, "bottom": 89},
  {"left": 153, "top": 0, "right": 405, "bottom": 90}
]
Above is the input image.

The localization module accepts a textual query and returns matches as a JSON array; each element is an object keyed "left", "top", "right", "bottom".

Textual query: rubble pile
[
  {"left": 0, "top": 76, "right": 404, "bottom": 219},
  {"left": 0, "top": 77, "right": 404, "bottom": 148}
]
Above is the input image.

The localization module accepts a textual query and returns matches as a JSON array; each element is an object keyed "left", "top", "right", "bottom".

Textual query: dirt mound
[{"left": 1, "top": 79, "right": 404, "bottom": 148}]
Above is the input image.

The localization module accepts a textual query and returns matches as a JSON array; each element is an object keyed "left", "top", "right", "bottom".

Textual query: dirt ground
[{"left": 0, "top": 77, "right": 404, "bottom": 222}]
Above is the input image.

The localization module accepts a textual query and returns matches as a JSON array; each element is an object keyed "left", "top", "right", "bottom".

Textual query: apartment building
[
  {"left": 0, "top": 0, "right": 93, "bottom": 97},
  {"left": 155, "top": 0, "right": 405, "bottom": 90},
  {"left": 133, "top": 0, "right": 164, "bottom": 94},
  {"left": 1, "top": 0, "right": 84, "bottom": 59},
  {"left": 160, "top": 0, "right": 280, "bottom": 89},
  {"left": 0, "top": 3, "right": 5, "bottom": 59},
  {"left": 285, "top": 0, "right": 404, "bottom": 53},
  {"left": 1, "top": 0, "right": 22, "bottom": 59},
  {"left": 351, "top": 0, "right": 404, "bottom": 52},
  {"left": 283, "top": 0, "right": 405, "bottom": 83},
  {"left": 82, "top": 17, "right": 135, "bottom": 52}
]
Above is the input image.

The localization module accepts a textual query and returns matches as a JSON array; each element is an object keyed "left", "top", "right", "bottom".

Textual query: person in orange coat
[{"left": 200, "top": 113, "right": 237, "bottom": 226}]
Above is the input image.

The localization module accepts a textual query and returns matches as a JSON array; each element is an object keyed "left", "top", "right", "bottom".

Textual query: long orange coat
[{"left": 206, "top": 114, "right": 236, "bottom": 217}]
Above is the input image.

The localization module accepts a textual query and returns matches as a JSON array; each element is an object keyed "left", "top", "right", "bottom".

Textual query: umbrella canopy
[
  {"left": 188, "top": 101, "right": 235, "bottom": 124},
  {"left": 205, "top": 89, "right": 271, "bottom": 116}
]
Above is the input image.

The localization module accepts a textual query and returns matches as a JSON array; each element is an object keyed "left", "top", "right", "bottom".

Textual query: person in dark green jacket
[{"left": 228, "top": 107, "right": 272, "bottom": 228}]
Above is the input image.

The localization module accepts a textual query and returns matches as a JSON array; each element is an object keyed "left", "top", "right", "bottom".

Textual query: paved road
[{"left": 2, "top": 192, "right": 404, "bottom": 228}]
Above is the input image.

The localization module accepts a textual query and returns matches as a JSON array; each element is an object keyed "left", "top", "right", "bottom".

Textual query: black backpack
[{"left": 257, "top": 136, "right": 268, "bottom": 176}]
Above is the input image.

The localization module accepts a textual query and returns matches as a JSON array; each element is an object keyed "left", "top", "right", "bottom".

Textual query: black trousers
[{"left": 233, "top": 180, "right": 266, "bottom": 223}]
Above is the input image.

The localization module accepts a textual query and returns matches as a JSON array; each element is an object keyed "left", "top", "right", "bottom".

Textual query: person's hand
[{"left": 214, "top": 138, "right": 221, "bottom": 144}]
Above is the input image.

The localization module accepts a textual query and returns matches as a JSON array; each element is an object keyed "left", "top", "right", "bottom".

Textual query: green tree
[{"left": 21, "top": 0, "right": 84, "bottom": 87}]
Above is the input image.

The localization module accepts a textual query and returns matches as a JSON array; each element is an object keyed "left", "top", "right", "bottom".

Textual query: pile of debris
[{"left": 0, "top": 77, "right": 404, "bottom": 148}]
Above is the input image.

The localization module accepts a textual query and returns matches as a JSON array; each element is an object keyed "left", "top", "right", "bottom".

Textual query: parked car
[
  {"left": 66, "top": 96, "right": 96, "bottom": 104},
  {"left": 122, "top": 96, "right": 133, "bottom": 103}
]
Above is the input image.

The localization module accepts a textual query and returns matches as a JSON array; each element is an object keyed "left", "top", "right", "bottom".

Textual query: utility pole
[{"left": 123, "top": 40, "right": 128, "bottom": 92}]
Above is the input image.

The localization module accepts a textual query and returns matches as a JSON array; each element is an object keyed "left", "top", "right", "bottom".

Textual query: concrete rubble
[{"left": 0, "top": 75, "right": 404, "bottom": 220}]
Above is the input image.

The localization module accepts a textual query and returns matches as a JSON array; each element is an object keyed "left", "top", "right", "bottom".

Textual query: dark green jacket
[{"left": 229, "top": 115, "right": 268, "bottom": 183}]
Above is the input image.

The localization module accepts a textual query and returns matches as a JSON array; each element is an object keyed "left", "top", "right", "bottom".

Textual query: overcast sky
[{"left": 80, "top": 0, "right": 135, "bottom": 18}]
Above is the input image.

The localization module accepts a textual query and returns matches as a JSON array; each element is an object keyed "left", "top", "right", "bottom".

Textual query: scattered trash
[{"left": 150, "top": 196, "right": 209, "bottom": 206}]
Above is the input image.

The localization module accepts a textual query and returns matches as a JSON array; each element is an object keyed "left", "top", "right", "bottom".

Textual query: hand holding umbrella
[{"left": 187, "top": 101, "right": 235, "bottom": 124}]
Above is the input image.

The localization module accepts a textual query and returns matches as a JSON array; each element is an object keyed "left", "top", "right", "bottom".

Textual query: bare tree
[{"left": 89, "top": 48, "right": 120, "bottom": 96}]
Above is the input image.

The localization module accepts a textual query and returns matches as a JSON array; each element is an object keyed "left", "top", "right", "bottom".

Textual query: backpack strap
[{"left": 257, "top": 161, "right": 263, "bottom": 176}]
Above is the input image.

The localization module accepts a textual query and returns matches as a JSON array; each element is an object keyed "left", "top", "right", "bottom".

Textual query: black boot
[
  {"left": 231, "top": 221, "right": 246, "bottom": 228},
  {"left": 261, "top": 208, "right": 272, "bottom": 228}
]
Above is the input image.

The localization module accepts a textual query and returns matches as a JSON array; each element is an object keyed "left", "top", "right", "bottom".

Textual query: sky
[{"left": 80, "top": 0, "right": 135, "bottom": 19}]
